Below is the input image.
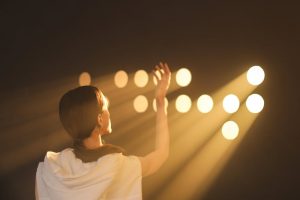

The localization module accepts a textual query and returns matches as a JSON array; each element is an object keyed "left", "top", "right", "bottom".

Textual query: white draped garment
[{"left": 36, "top": 148, "right": 142, "bottom": 200}]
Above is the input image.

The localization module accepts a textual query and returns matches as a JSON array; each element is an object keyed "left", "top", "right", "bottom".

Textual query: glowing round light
[
  {"left": 134, "top": 70, "right": 149, "bottom": 87},
  {"left": 246, "top": 94, "right": 264, "bottom": 113},
  {"left": 176, "top": 68, "right": 192, "bottom": 87},
  {"left": 222, "top": 121, "right": 239, "bottom": 140},
  {"left": 79, "top": 72, "right": 91, "bottom": 86},
  {"left": 223, "top": 94, "right": 240, "bottom": 113},
  {"left": 133, "top": 95, "right": 148, "bottom": 113},
  {"left": 114, "top": 70, "right": 128, "bottom": 88},
  {"left": 197, "top": 94, "right": 214, "bottom": 113},
  {"left": 153, "top": 98, "right": 169, "bottom": 112},
  {"left": 247, "top": 66, "right": 265, "bottom": 86},
  {"left": 175, "top": 95, "right": 192, "bottom": 113}
]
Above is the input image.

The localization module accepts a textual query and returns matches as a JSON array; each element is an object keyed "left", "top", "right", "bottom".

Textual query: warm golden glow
[
  {"left": 246, "top": 94, "right": 264, "bottom": 113},
  {"left": 197, "top": 94, "right": 214, "bottom": 113},
  {"left": 114, "top": 70, "right": 128, "bottom": 88},
  {"left": 79, "top": 72, "right": 91, "bottom": 86},
  {"left": 176, "top": 68, "right": 192, "bottom": 87},
  {"left": 13, "top": 67, "right": 265, "bottom": 200},
  {"left": 222, "top": 121, "right": 239, "bottom": 140},
  {"left": 134, "top": 70, "right": 149, "bottom": 87},
  {"left": 223, "top": 94, "right": 240, "bottom": 113},
  {"left": 133, "top": 95, "right": 148, "bottom": 113},
  {"left": 155, "top": 103, "right": 259, "bottom": 200},
  {"left": 153, "top": 98, "right": 169, "bottom": 112},
  {"left": 175, "top": 95, "right": 192, "bottom": 113},
  {"left": 147, "top": 72, "right": 263, "bottom": 200},
  {"left": 247, "top": 65, "right": 265, "bottom": 86}
]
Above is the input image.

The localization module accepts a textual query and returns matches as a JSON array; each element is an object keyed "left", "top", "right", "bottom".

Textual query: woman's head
[{"left": 59, "top": 86, "right": 110, "bottom": 141}]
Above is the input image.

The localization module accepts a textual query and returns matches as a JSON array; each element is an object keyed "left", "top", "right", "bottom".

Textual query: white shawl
[{"left": 36, "top": 148, "right": 142, "bottom": 200}]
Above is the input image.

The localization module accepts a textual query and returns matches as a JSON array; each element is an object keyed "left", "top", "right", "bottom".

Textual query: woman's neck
[{"left": 83, "top": 133, "right": 103, "bottom": 149}]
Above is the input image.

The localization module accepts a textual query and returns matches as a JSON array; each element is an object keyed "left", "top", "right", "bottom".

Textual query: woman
[{"left": 36, "top": 63, "right": 171, "bottom": 200}]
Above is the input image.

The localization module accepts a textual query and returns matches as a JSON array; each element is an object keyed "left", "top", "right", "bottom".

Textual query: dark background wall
[{"left": 1, "top": 1, "right": 299, "bottom": 199}]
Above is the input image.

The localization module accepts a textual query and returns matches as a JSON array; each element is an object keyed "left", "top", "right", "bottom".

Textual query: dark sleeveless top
[{"left": 73, "top": 144, "right": 128, "bottom": 163}]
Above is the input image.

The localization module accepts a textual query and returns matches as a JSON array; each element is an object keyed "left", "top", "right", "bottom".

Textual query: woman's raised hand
[{"left": 153, "top": 62, "right": 171, "bottom": 103}]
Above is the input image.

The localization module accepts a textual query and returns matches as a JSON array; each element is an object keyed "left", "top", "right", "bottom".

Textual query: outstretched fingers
[
  {"left": 152, "top": 68, "right": 160, "bottom": 81},
  {"left": 164, "top": 63, "right": 171, "bottom": 75},
  {"left": 153, "top": 62, "right": 171, "bottom": 82},
  {"left": 156, "top": 64, "right": 164, "bottom": 77},
  {"left": 160, "top": 62, "right": 171, "bottom": 76}
]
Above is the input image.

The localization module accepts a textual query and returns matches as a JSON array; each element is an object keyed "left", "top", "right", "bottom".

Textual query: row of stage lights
[
  {"left": 79, "top": 65, "right": 265, "bottom": 140},
  {"left": 137, "top": 66, "right": 264, "bottom": 114},
  {"left": 79, "top": 66, "right": 265, "bottom": 114},
  {"left": 132, "top": 93, "right": 264, "bottom": 114},
  {"left": 80, "top": 66, "right": 264, "bottom": 113}
]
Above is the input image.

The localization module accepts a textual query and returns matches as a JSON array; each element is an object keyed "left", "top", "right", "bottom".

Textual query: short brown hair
[{"left": 59, "top": 86, "right": 103, "bottom": 140}]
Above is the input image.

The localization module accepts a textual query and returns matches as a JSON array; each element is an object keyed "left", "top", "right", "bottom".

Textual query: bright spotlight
[
  {"left": 114, "top": 70, "right": 128, "bottom": 88},
  {"left": 197, "top": 94, "right": 214, "bottom": 113},
  {"left": 79, "top": 72, "right": 91, "bottom": 86},
  {"left": 133, "top": 95, "right": 148, "bottom": 113},
  {"left": 175, "top": 95, "right": 192, "bottom": 113},
  {"left": 222, "top": 121, "right": 239, "bottom": 140},
  {"left": 223, "top": 94, "right": 240, "bottom": 113},
  {"left": 176, "top": 68, "right": 192, "bottom": 87},
  {"left": 246, "top": 94, "right": 264, "bottom": 113},
  {"left": 153, "top": 98, "right": 169, "bottom": 112},
  {"left": 134, "top": 70, "right": 149, "bottom": 87},
  {"left": 247, "top": 66, "right": 265, "bottom": 86}
]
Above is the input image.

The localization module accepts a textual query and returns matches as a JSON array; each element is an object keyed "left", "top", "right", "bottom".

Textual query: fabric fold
[{"left": 36, "top": 148, "right": 142, "bottom": 200}]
